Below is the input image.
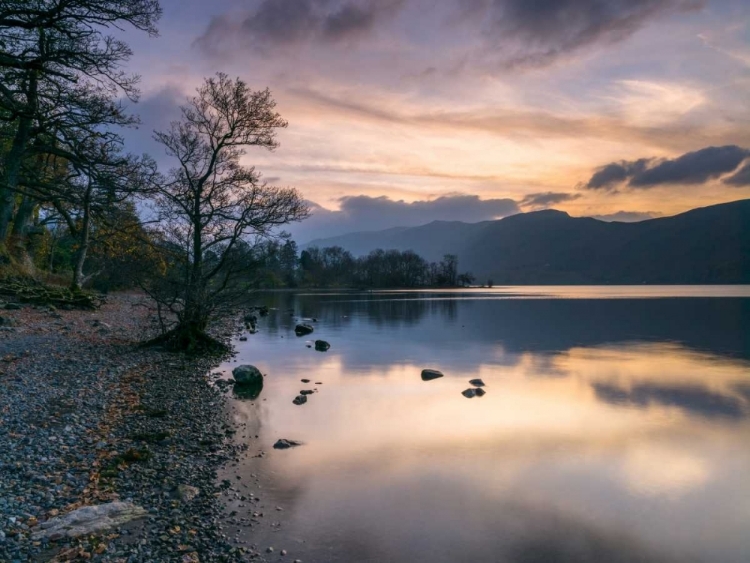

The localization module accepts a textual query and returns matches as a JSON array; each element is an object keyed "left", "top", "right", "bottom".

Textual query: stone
[
  {"left": 175, "top": 485, "right": 200, "bottom": 502},
  {"left": 232, "top": 365, "right": 263, "bottom": 386},
  {"left": 301, "top": 379, "right": 310, "bottom": 383},
  {"left": 294, "top": 324, "right": 314, "bottom": 336},
  {"left": 462, "top": 389, "right": 477, "bottom": 398},
  {"left": 31, "top": 502, "right": 147, "bottom": 540},
  {"left": 469, "top": 379, "right": 485, "bottom": 387},
  {"left": 474, "top": 388, "right": 486, "bottom": 397},
  {"left": 239, "top": 336, "right": 248, "bottom": 342},
  {"left": 292, "top": 395, "right": 307, "bottom": 406},
  {"left": 314, "top": 340, "right": 330, "bottom": 352},
  {"left": 421, "top": 369, "right": 444, "bottom": 381},
  {"left": 300, "top": 390, "right": 314, "bottom": 395},
  {"left": 273, "top": 439, "right": 302, "bottom": 449}
]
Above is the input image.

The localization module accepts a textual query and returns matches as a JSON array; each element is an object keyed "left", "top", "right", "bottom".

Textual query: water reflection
[{"left": 219, "top": 289, "right": 750, "bottom": 563}]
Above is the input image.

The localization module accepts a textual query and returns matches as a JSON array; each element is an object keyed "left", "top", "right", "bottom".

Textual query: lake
[{"left": 216, "top": 287, "right": 750, "bottom": 563}]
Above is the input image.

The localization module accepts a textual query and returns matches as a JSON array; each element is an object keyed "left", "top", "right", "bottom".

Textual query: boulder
[
  {"left": 239, "top": 336, "right": 248, "bottom": 342},
  {"left": 469, "top": 379, "right": 486, "bottom": 387},
  {"left": 475, "top": 388, "right": 486, "bottom": 397},
  {"left": 175, "top": 484, "right": 200, "bottom": 502},
  {"left": 31, "top": 502, "right": 147, "bottom": 541},
  {"left": 462, "top": 388, "right": 477, "bottom": 398},
  {"left": 244, "top": 313, "right": 258, "bottom": 325},
  {"left": 273, "top": 439, "right": 303, "bottom": 449},
  {"left": 301, "top": 379, "right": 311, "bottom": 383},
  {"left": 295, "top": 323, "right": 314, "bottom": 336},
  {"left": 232, "top": 365, "right": 263, "bottom": 386},
  {"left": 300, "top": 389, "right": 315, "bottom": 395},
  {"left": 314, "top": 340, "right": 330, "bottom": 352},
  {"left": 421, "top": 369, "right": 444, "bottom": 381},
  {"left": 292, "top": 395, "right": 307, "bottom": 405}
]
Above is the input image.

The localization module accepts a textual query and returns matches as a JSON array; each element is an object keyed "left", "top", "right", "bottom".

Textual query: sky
[{"left": 121, "top": 0, "right": 750, "bottom": 242}]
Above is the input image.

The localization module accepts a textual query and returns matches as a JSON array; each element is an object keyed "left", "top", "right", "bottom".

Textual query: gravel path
[{"left": 0, "top": 293, "right": 261, "bottom": 562}]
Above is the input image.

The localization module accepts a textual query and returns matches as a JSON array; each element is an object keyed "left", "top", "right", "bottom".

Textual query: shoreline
[{"left": 0, "top": 293, "right": 264, "bottom": 562}]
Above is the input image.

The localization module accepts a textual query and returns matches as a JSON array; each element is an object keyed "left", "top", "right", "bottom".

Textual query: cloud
[
  {"left": 121, "top": 85, "right": 185, "bottom": 162},
  {"left": 473, "top": 0, "right": 704, "bottom": 69},
  {"left": 592, "top": 382, "right": 747, "bottom": 419},
  {"left": 196, "top": 0, "right": 404, "bottom": 55},
  {"left": 519, "top": 191, "right": 581, "bottom": 209},
  {"left": 590, "top": 211, "right": 658, "bottom": 222},
  {"left": 583, "top": 145, "right": 750, "bottom": 190},
  {"left": 285, "top": 194, "right": 520, "bottom": 242},
  {"left": 195, "top": 0, "right": 702, "bottom": 70},
  {"left": 723, "top": 160, "right": 750, "bottom": 186}
]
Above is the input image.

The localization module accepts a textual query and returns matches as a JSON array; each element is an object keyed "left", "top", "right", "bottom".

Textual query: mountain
[{"left": 303, "top": 199, "right": 750, "bottom": 284}]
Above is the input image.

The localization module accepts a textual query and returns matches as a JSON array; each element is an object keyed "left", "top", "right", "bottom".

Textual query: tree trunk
[
  {"left": 71, "top": 182, "right": 92, "bottom": 291},
  {"left": 0, "top": 71, "right": 38, "bottom": 252},
  {"left": 9, "top": 195, "right": 37, "bottom": 271}
]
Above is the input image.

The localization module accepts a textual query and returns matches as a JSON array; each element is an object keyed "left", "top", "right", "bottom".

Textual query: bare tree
[{"left": 146, "top": 73, "right": 309, "bottom": 352}]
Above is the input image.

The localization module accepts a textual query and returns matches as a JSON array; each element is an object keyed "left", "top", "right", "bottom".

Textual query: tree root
[{"left": 141, "top": 326, "right": 229, "bottom": 355}]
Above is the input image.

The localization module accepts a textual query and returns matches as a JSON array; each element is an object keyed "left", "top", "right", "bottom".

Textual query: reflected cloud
[{"left": 592, "top": 381, "right": 747, "bottom": 419}]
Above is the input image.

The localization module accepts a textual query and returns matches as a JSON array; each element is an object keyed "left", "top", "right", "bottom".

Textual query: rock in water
[
  {"left": 469, "top": 379, "right": 486, "bottom": 387},
  {"left": 31, "top": 502, "right": 147, "bottom": 540},
  {"left": 293, "top": 395, "right": 307, "bottom": 405},
  {"left": 300, "top": 389, "right": 314, "bottom": 395},
  {"left": 421, "top": 369, "right": 444, "bottom": 381},
  {"left": 301, "top": 379, "right": 311, "bottom": 383},
  {"left": 295, "top": 323, "right": 314, "bottom": 336},
  {"left": 462, "top": 388, "right": 477, "bottom": 398},
  {"left": 232, "top": 365, "right": 263, "bottom": 386},
  {"left": 314, "top": 340, "right": 330, "bottom": 351},
  {"left": 475, "top": 388, "right": 486, "bottom": 397},
  {"left": 274, "top": 439, "right": 303, "bottom": 449}
]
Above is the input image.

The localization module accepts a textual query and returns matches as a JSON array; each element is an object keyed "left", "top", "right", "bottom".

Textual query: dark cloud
[
  {"left": 590, "top": 211, "right": 658, "bottom": 222},
  {"left": 585, "top": 159, "right": 650, "bottom": 190},
  {"left": 592, "top": 381, "right": 747, "bottom": 419},
  {"left": 632, "top": 145, "right": 750, "bottom": 187},
  {"left": 195, "top": 0, "right": 701, "bottom": 69},
  {"left": 285, "top": 194, "right": 519, "bottom": 242},
  {"left": 121, "top": 85, "right": 185, "bottom": 163},
  {"left": 723, "top": 160, "right": 750, "bottom": 186},
  {"left": 519, "top": 191, "right": 581, "bottom": 209},
  {"left": 583, "top": 145, "right": 750, "bottom": 190},
  {"left": 196, "top": 0, "right": 404, "bottom": 54},
  {"left": 477, "top": 0, "right": 704, "bottom": 69}
]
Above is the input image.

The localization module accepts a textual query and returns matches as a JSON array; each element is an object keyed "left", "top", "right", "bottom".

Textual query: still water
[{"left": 218, "top": 287, "right": 750, "bottom": 563}]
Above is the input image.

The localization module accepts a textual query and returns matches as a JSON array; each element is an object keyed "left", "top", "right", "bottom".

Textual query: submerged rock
[
  {"left": 469, "top": 379, "right": 486, "bottom": 387},
  {"left": 314, "top": 340, "right": 330, "bottom": 352},
  {"left": 295, "top": 323, "right": 314, "bottom": 336},
  {"left": 31, "top": 502, "right": 147, "bottom": 540},
  {"left": 293, "top": 395, "right": 307, "bottom": 405},
  {"left": 421, "top": 369, "right": 444, "bottom": 381},
  {"left": 274, "top": 439, "right": 303, "bottom": 449},
  {"left": 232, "top": 365, "right": 263, "bottom": 386}
]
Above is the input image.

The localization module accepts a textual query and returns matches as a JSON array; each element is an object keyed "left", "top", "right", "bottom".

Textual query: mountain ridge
[{"left": 302, "top": 199, "right": 750, "bottom": 284}]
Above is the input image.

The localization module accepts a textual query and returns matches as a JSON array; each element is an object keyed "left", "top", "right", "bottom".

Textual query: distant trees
[
  {"left": 280, "top": 246, "right": 473, "bottom": 289},
  {"left": 144, "top": 74, "right": 308, "bottom": 351}
]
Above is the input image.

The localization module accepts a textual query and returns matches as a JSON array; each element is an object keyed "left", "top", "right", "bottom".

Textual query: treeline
[{"left": 252, "top": 241, "right": 476, "bottom": 288}]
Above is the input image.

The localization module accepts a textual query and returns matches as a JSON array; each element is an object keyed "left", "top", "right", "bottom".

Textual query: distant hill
[{"left": 303, "top": 199, "right": 750, "bottom": 284}]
